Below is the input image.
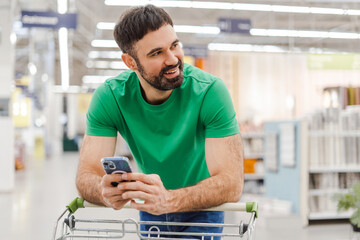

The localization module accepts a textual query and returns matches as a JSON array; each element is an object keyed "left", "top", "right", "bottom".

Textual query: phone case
[{"left": 101, "top": 157, "right": 132, "bottom": 186}]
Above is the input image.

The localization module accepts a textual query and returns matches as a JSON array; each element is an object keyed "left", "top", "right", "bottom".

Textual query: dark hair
[{"left": 113, "top": 5, "right": 173, "bottom": 56}]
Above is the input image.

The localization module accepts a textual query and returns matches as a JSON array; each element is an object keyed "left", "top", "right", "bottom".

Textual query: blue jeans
[{"left": 139, "top": 211, "right": 224, "bottom": 239}]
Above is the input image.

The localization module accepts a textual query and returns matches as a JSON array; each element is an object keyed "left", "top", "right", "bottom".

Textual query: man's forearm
[
  {"left": 168, "top": 171, "right": 243, "bottom": 212},
  {"left": 76, "top": 135, "right": 117, "bottom": 206},
  {"left": 76, "top": 172, "right": 105, "bottom": 206},
  {"left": 168, "top": 134, "right": 244, "bottom": 213}
]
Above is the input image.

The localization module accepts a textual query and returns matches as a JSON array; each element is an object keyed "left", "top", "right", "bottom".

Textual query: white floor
[{"left": 0, "top": 152, "right": 355, "bottom": 240}]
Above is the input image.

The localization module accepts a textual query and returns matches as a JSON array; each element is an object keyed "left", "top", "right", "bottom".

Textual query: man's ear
[{"left": 122, "top": 53, "right": 138, "bottom": 71}]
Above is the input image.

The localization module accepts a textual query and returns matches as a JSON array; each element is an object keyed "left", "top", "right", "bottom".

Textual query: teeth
[{"left": 165, "top": 69, "right": 176, "bottom": 74}]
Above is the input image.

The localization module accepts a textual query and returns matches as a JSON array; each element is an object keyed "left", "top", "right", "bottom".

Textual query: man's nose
[{"left": 164, "top": 50, "right": 178, "bottom": 66}]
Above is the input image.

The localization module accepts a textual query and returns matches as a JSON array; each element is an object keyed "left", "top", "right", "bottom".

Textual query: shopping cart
[{"left": 53, "top": 197, "right": 258, "bottom": 240}]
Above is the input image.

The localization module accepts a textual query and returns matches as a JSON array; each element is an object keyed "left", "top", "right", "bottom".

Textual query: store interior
[{"left": 2, "top": 0, "right": 360, "bottom": 239}]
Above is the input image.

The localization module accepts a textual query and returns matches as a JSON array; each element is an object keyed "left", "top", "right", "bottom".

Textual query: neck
[{"left": 138, "top": 80, "right": 172, "bottom": 105}]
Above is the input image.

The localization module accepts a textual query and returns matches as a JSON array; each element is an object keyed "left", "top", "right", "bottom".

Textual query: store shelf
[
  {"left": 241, "top": 132, "right": 264, "bottom": 139},
  {"left": 309, "top": 188, "right": 348, "bottom": 196},
  {"left": 308, "top": 211, "right": 352, "bottom": 220},
  {"left": 305, "top": 108, "right": 360, "bottom": 224},
  {"left": 310, "top": 130, "right": 360, "bottom": 137},
  {"left": 242, "top": 131, "right": 265, "bottom": 195},
  {"left": 309, "top": 167, "right": 360, "bottom": 173},
  {"left": 244, "top": 173, "right": 264, "bottom": 180},
  {"left": 244, "top": 154, "right": 264, "bottom": 159}
]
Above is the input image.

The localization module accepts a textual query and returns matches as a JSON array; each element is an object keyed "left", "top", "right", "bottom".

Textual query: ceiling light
[
  {"left": 28, "top": 62, "right": 37, "bottom": 75},
  {"left": 105, "top": 0, "right": 148, "bottom": 6},
  {"left": 347, "top": 9, "right": 360, "bottom": 15},
  {"left": 310, "top": 7, "right": 344, "bottom": 14},
  {"left": 208, "top": 43, "right": 286, "bottom": 53},
  {"left": 232, "top": 3, "right": 272, "bottom": 12},
  {"left": 58, "top": 27, "right": 69, "bottom": 90},
  {"left": 270, "top": 5, "right": 309, "bottom": 13},
  {"left": 208, "top": 43, "right": 343, "bottom": 54},
  {"left": 155, "top": 0, "right": 192, "bottom": 8},
  {"left": 174, "top": 25, "right": 220, "bottom": 34},
  {"left": 57, "top": 0, "right": 67, "bottom": 14},
  {"left": 91, "top": 40, "right": 118, "bottom": 48},
  {"left": 328, "top": 32, "right": 359, "bottom": 39},
  {"left": 110, "top": 61, "right": 128, "bottom": 69},
  {"left": 57, "top": 0, "right": 69, "bottom": 91},
  {"left": 191, "top": 1, "right": 232, "bottom": 9},
  {"left": 88, "top": 51, "right": 123, "bottom": 59},
  {"left": 92, "top": 28, "right": 360, "bottom": 51},
  {"left": 97, "top": 22, "right": 115, "bottom": 30},
  {"left": 86, "top": 60, "right": 129, "bottom": 69},
  {"left": 250, "top": 28, "right": 360, "bottom": 39},
  {"left": 82, "top": 75, "right": 113, "bottom": 84},
  {"left": 53, "top": 85, "right": 87, "bottom": 94},
  {"left": 104, "top": 0, "right": 360, "bottom": 16},
  {"left": 10, "top": 32, "right": 17, "bottom": 45},
  {"left": 97, "top": 22, "right": 220, "bottom": 35}
]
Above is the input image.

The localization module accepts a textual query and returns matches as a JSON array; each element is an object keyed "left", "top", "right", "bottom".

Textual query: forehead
[{"left": 134, "top": 24, "right": 178, "bottom": 56}]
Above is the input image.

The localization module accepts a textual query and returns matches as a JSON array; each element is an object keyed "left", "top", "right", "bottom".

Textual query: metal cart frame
[{"left": 53, "top": 197, "right": 258, "bottom": 240}]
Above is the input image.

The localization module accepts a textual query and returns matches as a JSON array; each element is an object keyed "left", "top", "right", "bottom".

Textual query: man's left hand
[{"left": 118, "top": 173, "right": 173, "bottom": 215}]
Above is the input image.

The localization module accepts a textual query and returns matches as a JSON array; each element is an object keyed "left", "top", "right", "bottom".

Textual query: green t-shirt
[{"left": 86, "top": 63, "right": 239, "bottom": 189}]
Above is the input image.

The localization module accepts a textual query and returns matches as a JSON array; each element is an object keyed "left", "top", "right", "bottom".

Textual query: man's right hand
[{"left": 100, "top": 174, "right": 131, "bottom": 210}]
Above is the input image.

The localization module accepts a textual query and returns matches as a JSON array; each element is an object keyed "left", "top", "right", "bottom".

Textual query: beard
[{"left": 135, "top": 58, "right": 184, "bottom": 91}]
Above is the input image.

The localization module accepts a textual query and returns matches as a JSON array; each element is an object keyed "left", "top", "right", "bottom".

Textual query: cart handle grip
[
  {"left": 66, "top": 197, "right": 85, "bottom": 213},
  {"left": 67, "top": 197, "right": 258, "bottom": 217}
]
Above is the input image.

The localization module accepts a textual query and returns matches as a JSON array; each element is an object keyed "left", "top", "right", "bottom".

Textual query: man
[{"left": 76, "top": 4, "right": 244, "bottom": 239}]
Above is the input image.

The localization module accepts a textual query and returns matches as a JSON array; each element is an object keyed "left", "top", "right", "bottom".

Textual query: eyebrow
[{"left": 146, "top": 39, "right": 180, "bottom": 57}]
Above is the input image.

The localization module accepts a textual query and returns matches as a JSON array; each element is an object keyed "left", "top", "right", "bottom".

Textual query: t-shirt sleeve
[
  {"left": 85, "top": 83, "right": 118, "bottom": 137},
  {"left": 200, "top": 78, "right": 240, "bottom": 138}
]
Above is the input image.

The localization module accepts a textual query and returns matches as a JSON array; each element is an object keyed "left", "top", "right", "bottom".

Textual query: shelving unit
[
  {"left": 241, "top": 132, "right": 265, "bottom": 194},
  {"left": 244, "top": 173, "right": 264, "bottom": 181},
  {"left": 240, "top": 110, "right": 360, "bottom": 224},
  {"left": 309, "top": 167, "right": 360, "bottom": 173},
  {"left": 309, "top": 188, "right": 348, "bottom": 197},
  {"left": 308, "top": 211, "right": 353, "bottom": 220},
  {"left": 244, "top": 153, "right": 264, "bottom": 159},
  {"left": 306, "top": 107, "right": 360, "bottom": 222}
]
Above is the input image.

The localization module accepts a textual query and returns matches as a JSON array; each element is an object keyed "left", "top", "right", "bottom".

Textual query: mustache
[{"left": 161, "top": 59, "right": 182, "bottom": 74}]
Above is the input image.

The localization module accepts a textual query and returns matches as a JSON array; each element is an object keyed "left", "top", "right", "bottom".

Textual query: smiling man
[{"left": 76, "top": 5, "right": 244, "bottom": 239}]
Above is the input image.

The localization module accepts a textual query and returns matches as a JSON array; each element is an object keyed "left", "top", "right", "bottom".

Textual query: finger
[
  {"left": 112, "top": 199, "right": 131, "bottom": 210},
  {"left": 102, "top": 185, "right": 126, "bottom": 199},
  {"left": 122, "top": 190, "right": 152, "bottom": 201},
  {"left": 102, "top": 190, "right": 122, "bottom": 201},
  {"left": 121, "top": 173, "right": 161, "bottom": 185},
  {"left": 130, "top": 199, "right": 149, "bottom": 212},
  {"left": 105, "top": 197, "right": 130, "bottom": 210},
  {"left": 102, "top": 194, "right": 125, "bottom": 208},
  {"left": 130, "top": 200, "right": 162, "bottom": 215},
  {"left": 118, "top": 181, "right": 155, "bottom": 194},
  {"left": 102, "top": 174, "right": 123, "bottom": 187}
]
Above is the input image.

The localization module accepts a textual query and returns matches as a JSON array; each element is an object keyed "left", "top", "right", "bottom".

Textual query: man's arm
[
  {"left": 121, "top": 133, "right": 244, "bottom": 214},
  {"left": 76, "top": 134, "right": 130, "bottom": 208}
]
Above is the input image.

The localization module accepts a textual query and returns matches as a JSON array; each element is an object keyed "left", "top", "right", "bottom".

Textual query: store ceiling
[{"left": 14, "top": 0, "right": 360, "bottom": 86}]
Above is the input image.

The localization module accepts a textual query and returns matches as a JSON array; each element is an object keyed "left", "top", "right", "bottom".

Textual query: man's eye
[{"left": 152, "top": 51, "right": 161, "bottom": 56}]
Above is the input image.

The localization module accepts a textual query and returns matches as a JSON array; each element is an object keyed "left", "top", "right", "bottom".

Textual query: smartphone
[{"left": 101, "top": 156, "right": 133, "bottom": 187}]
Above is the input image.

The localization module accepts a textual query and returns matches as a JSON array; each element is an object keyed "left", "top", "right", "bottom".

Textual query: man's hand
[
  {"left": 118, "top": 173, "right": 173, "bottom": 215},
  {"left": 101, "top": 174, "right": 131, "bottom": 209}
]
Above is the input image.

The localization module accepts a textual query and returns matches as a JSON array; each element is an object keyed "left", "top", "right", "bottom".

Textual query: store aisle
[
  {"left": 0, "top": 153, "right": 352, "bottom": 240},
  {"left": 0, "top": 153, "right": 79, "bottom": 240}
]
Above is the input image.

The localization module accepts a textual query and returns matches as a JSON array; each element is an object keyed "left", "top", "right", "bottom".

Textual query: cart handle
[{"left": 67, "top": 197, "right": 258, "bottom": 217}]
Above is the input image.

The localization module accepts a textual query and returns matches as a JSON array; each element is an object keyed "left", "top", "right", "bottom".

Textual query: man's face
[{"left": 132, "top": 24, "right": 184, "bottom": 91}]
